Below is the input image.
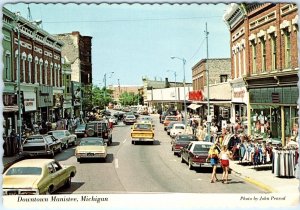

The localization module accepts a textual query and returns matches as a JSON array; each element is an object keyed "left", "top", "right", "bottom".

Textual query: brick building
[
  {"left": 191, "top": 58, "right": 231, "bottom": 120},
  {"left": 2, "top": 7, "right": 64, "bottom": 135},
  {"left": 224, "top": 3, "right": 298, "bottom": 144},
  {"left": 55, "top": 31, "right": 93, "bottom": 117}
]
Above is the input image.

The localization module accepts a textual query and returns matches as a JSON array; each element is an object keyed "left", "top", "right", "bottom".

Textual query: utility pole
[{"left": 205, "top": 22, "right": 211, "bottom": 141}]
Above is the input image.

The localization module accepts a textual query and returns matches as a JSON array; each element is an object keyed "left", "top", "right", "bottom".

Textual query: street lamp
[
  {"left": 15, "top": 13, "right": 42, "bottom": 147},
  {"left": 103, "top": 71, "right": 114, "bottom": 108},
  {"left": 167, "top": 69, "right": 177, "bottom": 108},
  {"left": 171, "top": 56, "right": 187, "bottom": 130}
]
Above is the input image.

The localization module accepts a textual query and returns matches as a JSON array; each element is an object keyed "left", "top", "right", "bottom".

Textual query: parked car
[
  {"left": 131, "top": 123, "right": 155, "bottom": 145},
  {"left": 123, "top": 115, "right": 137, "bottom": 125},
  {"left": 47, "top": 130, "right": 77, "bottom": 149},
  {"left": 113, "top": 111, "right": 125, "bottom": 121},
  {"left": 75, "top": 137, "right": 107, "bottom": 162},
  {"left": 180, "top": 141, "right": 214, "bottom": 170},
  {"left": 3, "top": 159, "right": 76, "bottom": 195},
  {"left": 171, "top": 134, "right": 197, "bottom": 156},
  {"left": 163, "top": 116, "right": 179, "bottom": 130},
  {"left": 85, "top": 121, "right": 112, "bottom": 145},
  {"left": 170, "top": 123, "right": 186, "bottom": 138},
  {"left": 166, "top": 121, "right": 183, "bottom": 135},
  {"left": 22, "top": 135, "right": 62, "bottom": 157},
  {"left": 74, "top": 124, "right": 86, "bottom": 138}
]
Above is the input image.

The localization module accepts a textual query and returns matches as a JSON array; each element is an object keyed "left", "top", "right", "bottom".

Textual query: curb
[
  {"left": 230, "top": 168, "right": 277, "bottom": 193},
  {"left": 3, "top": 155, "right": 25, "bottom": 172}
]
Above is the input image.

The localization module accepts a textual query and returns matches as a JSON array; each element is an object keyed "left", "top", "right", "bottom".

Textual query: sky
[{"left": 4, "top": 2, "right": 231, "bottom": 87}]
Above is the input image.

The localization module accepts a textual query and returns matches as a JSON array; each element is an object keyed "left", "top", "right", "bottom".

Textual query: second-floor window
[
  {"left": 251, "top": 41, "right": 257, "bottom": 74},
  {"left": 261, "top": 39, "right": 266, "bottom": 72},
  {"left": 270, "top": 33, "right": 277, "bottom": 70},
  {"left": 220, "top": 75, "right": 228, "bottom": 83},
  {"left": 284, "top": 30, "right": 291, "bottom": 69},
  {"left": 4, "top": 52, "right": 11, "bottom": 81}
]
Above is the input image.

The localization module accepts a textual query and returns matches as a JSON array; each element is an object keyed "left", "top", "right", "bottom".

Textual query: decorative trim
[
  {"left": 34, "top": 56, "right": 39, "bottom": 63},
  {"left": 280, "top": 20, "right": 292, "bottom": 34},
  {"left": 267, "top": 26, "right": 277, "bottom": 39},
  {"left": 292, "top": 15, "right": 298, "bottom": 31},
  {"left": 281, "top": 4, "right": 298, "bottom": 17},
  {"left": 28, "top": 54, "right": 32, "bottom": 62},
  {"left": 21, "top": 52, "right": 27, "bottom": 59},
  {"left": 39, "top": 58, "right": 43, "bottom": 64},
  {"left": 249, "top": 34, "right": 257, "bottom": 45},
  {"left": 45, "top": 60, "right": 49, "bottom": 66},
  {"left": 257, "top": 30, "right": 267, "bottom": 42},
  {"left": 250, "top": 11, "right": 276, "bottom": 30}
]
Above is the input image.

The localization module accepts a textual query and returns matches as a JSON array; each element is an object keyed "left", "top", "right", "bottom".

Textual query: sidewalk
[
  {"left": 2, "top": 154, "right": 25, "bottom": 172},
  {"left": 229, "top": 160, "right": 299, "bottom": 193}
]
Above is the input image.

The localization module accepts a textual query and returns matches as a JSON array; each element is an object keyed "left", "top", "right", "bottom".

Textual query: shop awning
[
  {"left": 188, "top": 104, "right": 201, "bottom": 110},
  {"left": 3, "top": 106, "right": 18, "bottom": 113}
]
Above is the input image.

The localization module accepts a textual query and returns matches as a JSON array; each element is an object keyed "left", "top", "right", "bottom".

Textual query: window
[
  {"left": 270, "top": 33, "right": 277, "bottom": 70},
  {"left": 261, "top": 38, "right": 266, "bottom": 72},
  {"left": 220, "top": 75, "right": 228, "bottom": 83},
  {"left": 251, "top": 41, "right": 257, "bottom": 74},
  {"left": 284, "top": 30, "right": 291, "bottom": 69},
  {"left": 4, "top": 52, "right": 11, "bottom": 81}
]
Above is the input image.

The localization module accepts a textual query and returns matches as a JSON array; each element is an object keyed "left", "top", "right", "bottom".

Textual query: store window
[
  {"left": 220, "top": 74, "right": 228, "bottom": 83},
  {"left": 4, "top": 51, "right": 11, "bottom": 81}
]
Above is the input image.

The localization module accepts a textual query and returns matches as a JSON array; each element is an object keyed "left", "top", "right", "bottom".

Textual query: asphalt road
[{"left": 56, "top": 113, "right": 266, "bottom": 194}]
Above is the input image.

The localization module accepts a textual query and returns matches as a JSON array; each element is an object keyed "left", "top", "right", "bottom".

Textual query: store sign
[
  {"left": 38, "top": 86, "right": 53, "bottom": 107},
  {"left": 232, "top": 86, "right": 248, "bottom": 103},
  {"left": 188, "top": 90, "right": 203, "bottom": 101},
  {"left": 23, "top": 92, "right": 37, "bottom": 112}
]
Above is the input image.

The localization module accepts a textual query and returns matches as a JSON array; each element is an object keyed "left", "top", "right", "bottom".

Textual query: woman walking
[
  {"left": 219, "top": 145, "right": 233, "bottom": 184},
  {"left": 207, "top": 143, "right": 220, "bottom": 183}
]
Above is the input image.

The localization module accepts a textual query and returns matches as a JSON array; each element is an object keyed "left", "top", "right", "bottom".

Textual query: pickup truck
[{"left": 131, "top": 123, "right": 154, "bottom": 145}]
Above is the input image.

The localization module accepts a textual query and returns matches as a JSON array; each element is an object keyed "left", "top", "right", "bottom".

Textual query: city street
[{"left": 55, "top": 114, "right": 265, "bottom": 194}]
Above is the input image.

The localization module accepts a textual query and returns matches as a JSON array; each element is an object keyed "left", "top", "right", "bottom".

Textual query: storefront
[
  {"left": 37, "top": 86, "right": 53, "bottom": 122},
  {"left": 230, "top": 78, "right": 248, "bottom": 127},
  {"left": 23, "top": 91, "right": 37, "bottom": 127},
  {"left": 248, "top": 86, "right": 298, "bottom": 145}
]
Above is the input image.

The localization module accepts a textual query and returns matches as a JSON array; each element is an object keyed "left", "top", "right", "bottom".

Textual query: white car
[{"left": 170, "top": 123, "right": 186, "bottom": 138}]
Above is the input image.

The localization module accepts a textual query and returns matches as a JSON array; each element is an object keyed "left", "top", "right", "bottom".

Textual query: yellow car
[
  {"left": 2, "top": 159, "right": 76, "bottom": 195},
  {"left": 131, "top": 123, "right": 155, "bottom": 145},
  {"left": 75, "top": 137, "right": 107, "bottom": 162}
]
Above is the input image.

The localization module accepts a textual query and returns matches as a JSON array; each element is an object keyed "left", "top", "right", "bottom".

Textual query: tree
[
  {"left": 91, "top": 85, "right": 114, "bottom": 109},
  {"left": 119, "top": 91, "right": 140, "bottom": 106}
]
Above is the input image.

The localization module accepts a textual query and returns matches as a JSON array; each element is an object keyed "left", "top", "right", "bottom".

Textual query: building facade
[
  {"left": 224, "top": 3, "right": 298, "bottom": 144},
  {"left": 191, "top": 58, "right": 231, "bottom": 121},
  {"left": 54, "top": 31, "right": 93, "bottom": 117},
  {"left": 2, "top": 8, "right": 64, "bottom": 136},
  {"left": 108, "top": 85, "right": 142, "bottom": 103}
]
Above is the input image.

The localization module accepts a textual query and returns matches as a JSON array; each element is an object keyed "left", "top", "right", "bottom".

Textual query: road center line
[
  {"left": 123, "top": 139, "right": 127, "bottom": 143},
  {"left": 115, "top": 158, "right": 119, "bottom": 169}
]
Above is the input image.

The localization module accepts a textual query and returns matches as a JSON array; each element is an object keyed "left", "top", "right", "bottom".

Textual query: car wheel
[
  {"left": 87, "top": 128, "right": 95, "bottom": 137},
  {"left": 65, "top": 142, "right": 69, "bottom": 149},
  {"left": 131, "top": 140, "right": 134, "bottom": 144},
  {"left": 181, "top": 155, "right": 185, "bottom": 163},
  {"left": 171, "top": 147, "right": 174, "bottom": 151},
  {"left": 188, "top": 159, "right": 194, "bottom": 170},
  {"left": 64, "top": 176, "right": 72, "bottom": 188},
  {"left": 77, "top": 158, "right": 81, "bottom": 163},
  {"left": 72, "top": 139, "right": 76, "bottom": 146},
  {"left": 46, "top": 186, "right": 53, "bottom": 195}
]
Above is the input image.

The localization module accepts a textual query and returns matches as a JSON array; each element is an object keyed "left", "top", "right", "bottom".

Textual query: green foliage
[
  {"left": 91, "top": 85, "right": 114, "bottom": 109},
  {"left": 119, "top": 91, "right": 142, "bottom": 106}
]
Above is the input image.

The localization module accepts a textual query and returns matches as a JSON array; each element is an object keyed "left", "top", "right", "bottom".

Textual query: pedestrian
[
  {"left": 207, "top": 143, "right": 220, "bottom": 183},
  {"left": 219, "top": 145, "right": 233, "bottom": 184}
]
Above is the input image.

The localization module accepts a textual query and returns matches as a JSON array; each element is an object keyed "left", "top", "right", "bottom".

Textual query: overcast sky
[{"left": 4, "top": 2, "right": 231, "bottom": 86}]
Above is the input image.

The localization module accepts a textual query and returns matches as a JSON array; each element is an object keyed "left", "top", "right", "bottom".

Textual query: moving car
[
  {"left": 163, "top": 116, "right": 179, "bottom": 130},
  {"left": 85, "top": 121, "right": 112, "bottom": 145},
  {"left": 22, "top": 135, "right": 62, "bottom": 157},
  {"left": 3, "top": 159, "right": 76, "bottom": 195},
  {"left": 123, "top": 115, "right": 137, "bottom": 125},
  {"left": 47, "top": 130, "right": 77, "bottom": 149},
  {"left": 170, "top": 123, "right": 186, "bottom": 138},
  {"left": 137, "top": 116, "right": 153, "bottom": 124},
  {"left": 74, "top": 124, "right": 86, "bottom": 138},
  {"left": 180, "top": 141, "right": 214, "bottom": 170},
  {"left": 171, "top": 134, "right": 197, "bottom": 156},
  {"left": 75, "top": 137, "right": 107, "bottom": 162},
  {"left": 131, "top": 123, "right": 155, "bottom": 145}
]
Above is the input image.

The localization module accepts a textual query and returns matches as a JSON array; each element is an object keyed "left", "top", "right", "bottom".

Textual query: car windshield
[
  {"left": 26, "top": 137, "right": 44, "bottom": 143},
  {"left": 133, "top": 124, "right": 151, "bottom": 130},
  {"left": 50, "top": 132, "right": 65, "bottom": 138},
  {"left": 166, "top": 117, "right": 178, "bottom": 121},
  {"left": 77, "top": 124, "right": 86, "bottom": 129},
  {"left": 80, "top": 139, "right": 104, "bottom": 146},
  {"left": 178, "top": 135, "right": 195, "bottom": 141},
  {"left": 174, "top": 125, "right": 185, "bottom": 129},
  {"left": 193, "top": 144, "right": 211, "bottom": 152},
  {"left": 6, "top": 167, "right": 42, "bottom": 175}
]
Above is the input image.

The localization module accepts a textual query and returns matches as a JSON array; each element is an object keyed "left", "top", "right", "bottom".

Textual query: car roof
[
  {"left": 173, "top": 123, "right": 185, "bottom": 126},
  {"left": 134, "top": 122, "right": 152, "bottom": 125},
  {"left": 8, "top": 159, "right": 55, "bottom": 168},
  {"left": 191, "top": 141, "right": 213, "bottom": 145}
]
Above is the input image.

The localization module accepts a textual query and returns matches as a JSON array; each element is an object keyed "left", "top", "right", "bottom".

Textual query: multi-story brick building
[
  {"left": 191, "top": 58, "right": 231, "bottom": 121},
  {"left": 2, "top": 8, "right": 64, "bottom": 135},
  {"left": 55, "top": 31, "right": 93, "bottom": 117},
  {"left": 224, "top": 3, "right": 298, "bottom": 144}
]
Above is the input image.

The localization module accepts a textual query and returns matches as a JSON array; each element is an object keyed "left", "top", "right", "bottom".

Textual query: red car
[
  {"left": 171, "top": 134, "right": 197, "bottom": 156},
  {"left": 180, "top": 141, "right": 214, "bottom": 170}
]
